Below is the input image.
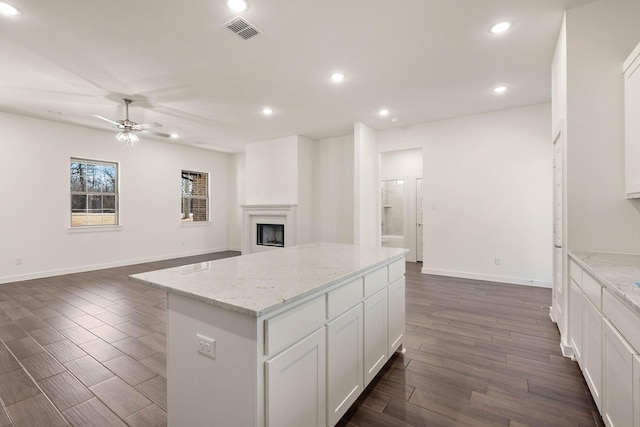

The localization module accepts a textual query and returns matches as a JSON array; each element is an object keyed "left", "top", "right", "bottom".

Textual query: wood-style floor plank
[{"left": 0, "top": 254, "right": 603, "bottom": 426}]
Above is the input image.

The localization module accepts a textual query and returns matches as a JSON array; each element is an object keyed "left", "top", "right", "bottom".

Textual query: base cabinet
[
  {"left": 265, "top": 328, "right": 326, "bottom": 427},
  {"left": 326, "top": 305, "right": 363, "bottom": 426},
  {"left": 569, "top": 278, "right": 584, "bottom": 365},
  {"left": 583, "top": 295, "right": 603, "bottom": 411},
  {"left": 364, "top": 288, "right": 388, "bottom": 385},
  {"left": 388, "top": 277, "right": 405, "bottom": 354},
  {"left": 634, "top": 355, "right": 640, "bottom": 427},
  {"left": 602, "top": 319, "right": 635, "bottom": 427}
]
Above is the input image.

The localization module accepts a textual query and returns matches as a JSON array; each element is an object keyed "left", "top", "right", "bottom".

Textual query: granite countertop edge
[
  {"left": 130, "top": 245, "right": 409, "bottom": 318},
  {"left": 569, "top": 250, "right": 640, "bottom": 316}
]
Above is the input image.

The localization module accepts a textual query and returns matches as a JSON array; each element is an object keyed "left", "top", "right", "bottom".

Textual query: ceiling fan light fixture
[
  {"left": 0, "top": 1, "right": 21, "bottom": 16},
  {"left": 116, "top": 130, "right": 139, "bottom": 147},
  {"left": 226, "top": 0, "right": 248, "bottom": 12}
]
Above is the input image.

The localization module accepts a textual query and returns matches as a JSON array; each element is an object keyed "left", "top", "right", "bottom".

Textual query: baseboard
[
  {"left": 0, "top": 247, "right": 236, "bottom": 285},
  {"left": 420, "top": 267, "right": 552, "bottom": 288}
]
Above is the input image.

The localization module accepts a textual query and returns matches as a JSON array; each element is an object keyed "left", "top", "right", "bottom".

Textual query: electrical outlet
[
  {"left": 15, "top": 257, "right": 23, "bottom": 265},
  {"left": 196, "top": 334, "right": 215, "bottom": 359},
  {"left": 494, "top": 257, "right": 501, "bottom": 266}
]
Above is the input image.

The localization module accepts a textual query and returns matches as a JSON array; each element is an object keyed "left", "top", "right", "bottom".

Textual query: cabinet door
[
  {"left": 364, "top": 288, "right": 388, "bottom": 385},
  {"left": 569, "top": 278, "right": 584, "bottom": 365},
  {"left": 388, "top": 277, "right": 405, "bottom": 354},
  {"left": 265, "top": 328, "right": 326, "bottom": 427},
  {"left": 602, "top": 319, "right": 635, "bottom": 427},
  {"left": 634, "top": 354, "right": 640, "bottom": 427},
  {"left": 326, "top": 304, "right": 363, "bottom": 426},
  {"left": 583, "top": 295, "right": 602, "bottom": 411}
]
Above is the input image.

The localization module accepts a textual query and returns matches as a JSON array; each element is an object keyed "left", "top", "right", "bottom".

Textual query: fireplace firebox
[{"left": 257, "top": 224, "right": 284, "bottom": 248}]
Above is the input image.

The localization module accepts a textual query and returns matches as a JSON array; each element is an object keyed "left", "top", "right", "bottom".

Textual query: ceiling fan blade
[
  {"left": 140, "top": 129, "right": 172, "bottom": 138},
  {"left": 92, "top": 114, "right": 121, "bottom": 127},
  {"left": 135, "top": 122, "right": 163, "bottom": 130}
]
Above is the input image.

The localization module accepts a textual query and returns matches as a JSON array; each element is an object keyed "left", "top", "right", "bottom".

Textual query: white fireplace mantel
[{"left": 240, "top": 204, "right": 297, "bottom": 254}]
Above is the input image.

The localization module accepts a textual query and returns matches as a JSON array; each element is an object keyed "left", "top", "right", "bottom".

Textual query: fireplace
[
  {"left": 240, "top": 204, "right": 297, "bottom": 254},
  {"left": 257, "top": 224, "right": 284, "bottom": 248}
]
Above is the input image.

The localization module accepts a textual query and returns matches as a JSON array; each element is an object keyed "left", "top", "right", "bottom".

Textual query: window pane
[
  {"left": 71, "top": 194, "right": 87, "bottom": 210},
  {"left": 103, "top": 195, "right": 116, "bottom": 210},
  {"left": 103, "top": 165, "right": 116, "bottom": 193},
  {"left": 86, "top": 164, "right": 99, "bottom": 192},
  {"left": 70, "top": 162, "right": 86, "bottom": 192},
  {"left": 88, "top": 194, "right": 102, "bottom": 211}
]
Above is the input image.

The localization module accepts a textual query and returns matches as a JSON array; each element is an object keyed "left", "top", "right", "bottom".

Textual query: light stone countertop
[
  {"left": 130, "top": 242, "right": 408, "bottom": 317},
  {"left": 569, "top": 250, "right": 640, "bottom": 315}
]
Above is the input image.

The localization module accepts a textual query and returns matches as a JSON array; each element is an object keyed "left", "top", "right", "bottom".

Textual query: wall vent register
[{"left": 257, "top": 224, "right": 284, "bottom": 247}]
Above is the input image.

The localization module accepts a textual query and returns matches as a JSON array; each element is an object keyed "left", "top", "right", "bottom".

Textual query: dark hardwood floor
[{"left": 0, "top": 254, "right": 603, "bottom": 426}]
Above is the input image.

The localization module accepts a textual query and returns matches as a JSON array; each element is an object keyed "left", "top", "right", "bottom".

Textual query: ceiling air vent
[{"left": 225, "top": 17, "right": 261, "bottom": 40}]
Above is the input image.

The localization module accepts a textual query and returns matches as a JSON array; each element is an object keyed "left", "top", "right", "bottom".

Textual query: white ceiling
[{"left": 0, "top": 0, "right": 592, "bottom": 153}]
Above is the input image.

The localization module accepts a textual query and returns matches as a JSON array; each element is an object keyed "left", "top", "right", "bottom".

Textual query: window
[
  {"left": 70, "top": 158, "right": 118, "bottom": 227},
  {"left": 181, "top": 170, "right": 208, "bottom": 222}
]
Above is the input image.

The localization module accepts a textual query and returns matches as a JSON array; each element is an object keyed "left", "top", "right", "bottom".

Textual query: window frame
[
  {"left": 181, "top": 170, "right": 209, "bottom": 223},
  {"left": 70, "top": 158, "right": 119, "bottom": 228}
]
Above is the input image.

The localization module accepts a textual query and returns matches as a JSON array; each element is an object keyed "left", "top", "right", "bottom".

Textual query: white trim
[
  {"left": 420, "top": 267, "right": 552, "bottom": 288},
  {"left": 0, "top": 247, "right": 235, "bottom": 285},
  {"left": 68, "top": 225, "right": 123, "bottom": 233},
  {"left": 240, "top": 204, "right": 297, "bottom": 254}
]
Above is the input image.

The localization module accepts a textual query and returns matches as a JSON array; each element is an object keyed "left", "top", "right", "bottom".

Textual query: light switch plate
[{"left": 196, "top": 334, "right": 216, "bottom": 359}]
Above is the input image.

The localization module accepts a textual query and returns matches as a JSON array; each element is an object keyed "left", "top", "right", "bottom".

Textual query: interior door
[
  {"left": 416, "top": 178, "right": 423, "bottom": 262},
  {"left": 552, "top": 131, "right": 565, "bottom": 334}
]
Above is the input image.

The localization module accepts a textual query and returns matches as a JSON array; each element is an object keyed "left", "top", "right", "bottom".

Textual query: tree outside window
[{"left": 70, "top": 159, "right": 118, "bottom": 227}]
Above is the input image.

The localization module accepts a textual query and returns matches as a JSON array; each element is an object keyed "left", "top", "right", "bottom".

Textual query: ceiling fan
[{"left": 93, "top": 98, "right": 171, "bottom": 145}]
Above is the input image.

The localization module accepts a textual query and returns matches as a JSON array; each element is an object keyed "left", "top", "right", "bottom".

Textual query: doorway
[{"left": 380, "top": 149, "right": 423, "bottom": 262}]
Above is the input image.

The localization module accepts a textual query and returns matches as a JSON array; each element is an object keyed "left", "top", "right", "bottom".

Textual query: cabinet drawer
[
  {"left": 364, "top": 266, "right": 388, "bottom": 298},
  {"left": 569, "top": 259, "right": 583, "bottom": 286},
  {"left": 582, "top": 273, "right": 602, "bottom": 310},
  {"left": 388, "top": 259, "right": 405, "bottom": 283},
  {"left": 603, "top": 290, "right": 640, "bottom": 353},
  {"left": 265, "top": 296, "right": 325, "bottom": 356},
  {"left": 327, "top": 277, "right": 363, "bottom": 320}
]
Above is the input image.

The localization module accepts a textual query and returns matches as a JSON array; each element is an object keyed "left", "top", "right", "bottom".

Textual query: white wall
[
  {"left": 354, "top": 123, "right": 380, "bottom": 247},
  {"left": 228, "top": 152, "right": 245, "bottom": 251},
  {"left": 245, "top": 136, "right": 298, "bottom": 205},
  {"left": 378, "top": 104, "right": 553, "bottom": 286},
  {"left": 0, "top": 112, "right": 232, "bottom": 283},
  {"left": 565, "top": 0, "right": 640, "bottom": 254},
  {"left": 311, "top": 135, "right": 355, "bottom": 244}
]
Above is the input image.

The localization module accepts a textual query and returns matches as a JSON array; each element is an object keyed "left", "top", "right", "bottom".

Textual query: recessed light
[
  {"left": 331, "top": 72, "right": 345, "bottom": 83},
  {"left": 490, "top": 21, "right": 512, "bottom": 34},
  {"left": 262, "top": 107, "right": 273, "bottom": 116},
  {"left": 494, "top": 85, "right": 508, "bottom": 94},
  {"left": 0, "top": 1, "right": 21, "bottom": 16},
  {"left": 379, "top": 109, "right": 389, "bottom": 117},
  {"left": 226, "top": 0, "right": 248, "bottom": 12},
  {"left": 170, "top": 133, "right": 179, "bottom": 139}
]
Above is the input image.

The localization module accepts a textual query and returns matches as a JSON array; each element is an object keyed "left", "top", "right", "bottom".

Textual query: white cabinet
[
  {"left": 569, "top": 277, "right": 584, "bottom": 365},
  {"left": 364, "top": 288, "right": 388, "bottom": 384},
  {"left": 326, "top": 304, "right": 363, "bottom": 426},
  {"left": 388, "top": 277, "right": 405, "bottom": 354},
  {"left": 583, "top": 295, "right": 603, "bottom": 411},
  {"left": 634, "top": 355, "right": 640, "bottom": 427},
  {"left": 602, "top": 319, "right": 635, "bottom": 427},
  {"left": 624, "top": 40, "right": 640, "bottom": 198},
  {"left": 266, "top": 327, "right": 326, "bottom": 427}
]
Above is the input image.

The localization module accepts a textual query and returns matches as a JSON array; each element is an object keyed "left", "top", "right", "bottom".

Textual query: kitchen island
[{"left": 130, "top": 242, "right": 408, "bottom": 427}]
